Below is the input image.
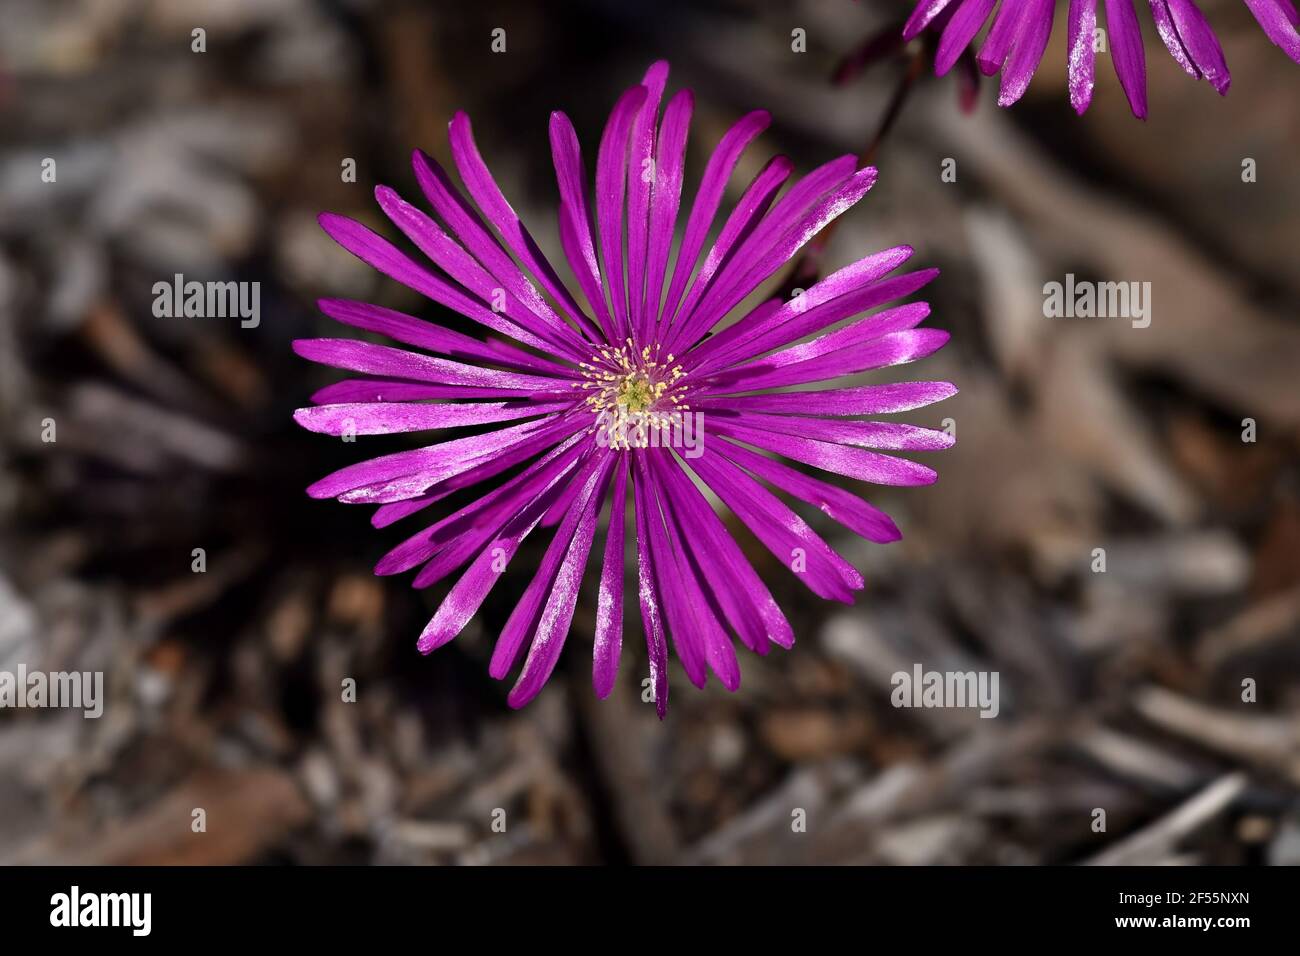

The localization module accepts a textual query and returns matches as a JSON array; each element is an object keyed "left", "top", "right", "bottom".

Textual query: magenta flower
[
  {"left": 904, "top": 0, "right": 1300, "bottom": 117},
  {"left": 294, "top": 63, "right": 955, "bottom": 717}
]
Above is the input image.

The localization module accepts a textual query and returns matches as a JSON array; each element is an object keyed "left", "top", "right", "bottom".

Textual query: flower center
[
  {"left": 615, "top": 373, "right": 657, "bottom": 415},
  {"left": 575, "top": 341, "right": 689, "bottom": 448}
]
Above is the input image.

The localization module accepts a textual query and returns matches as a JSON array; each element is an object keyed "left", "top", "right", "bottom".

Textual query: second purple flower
[{"left": 905, "top": 0, "right": 1300, "bottom": 117}]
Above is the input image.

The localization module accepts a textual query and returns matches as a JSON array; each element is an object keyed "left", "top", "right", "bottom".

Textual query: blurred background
[{"left": 0, "top": 0, "right": 1297, "bottom": 865}]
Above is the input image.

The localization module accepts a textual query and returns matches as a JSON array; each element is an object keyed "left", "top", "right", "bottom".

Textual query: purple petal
[
  {"left": 978, "top": 0, "right": 1027, "bottom": 75},
  {"left": 415, "top": 450, "right": 603, "bottom": 653},
  {"left": 625, "top": 62, "right": 669, "bottom": 340},
  {"left": 375, "top": 433, "right": 589, "bottom": 575},
  {"left": 712, "top": 438, "right": 902, "bottom": 543},
  {"left": 720, "top": 412, "right": 956, "bottom": 452},
  {"left": 595, "top": 84, "right": 650, "bottom": 342},
  {"left": 998, "top": 0, "right": 1055, "bottom": 106},
  {"left": 371, "top": 415, "right": 587, "bottom": 529},
  {"left": 700, "top": 327, "right": 951, "bottom": 393},
  {"left": 701, "top": 380, "right": 958, "bottom": 416},
  {"left": 311, "top": 379, "right": 528, "bottom": 405},
  {"left": 642, "top": 88, "right": 694, "bottom": 341},
  {"left": 550, "top": 112, "right": 618, "bottom": 338},
  {"left": 1105, "top": 0, "right": 1149, "bottom": 118},
  {"left": 443, "top": 115, "right": 604, "bottom": 341},
  {"left": 650, "top": 454, "right": 793, "bottom": 652},
  {"left": 292, "top": 338, "right": 566, "bottom": 391},
  {"left": 293, "top": 399, "right": 570, "bottom": 436},
  {"left": 500, "top": 456, "right": 614, "bottom": 706},
  {"left": 659, "top": 110, "right": 771, "bottom": 329},
  {"left": 686, "top": 449, "right": 864, "bottom": 602},
  {"left": 687, "top": 245, "right": 919, "bottom": 373},
  {"left": 663, "top": 155, "right": 793, "bottom": 349},
  {"left": 317, "top": 212, "right": 559, "bottom": 355},
  {"left": 675, "top": 160, "right": 874, "bottom": 351},
  {"left": 1150, "top": 0, "right": 1231, "bottom": 93},
  {"left": 411, "top": 148, "right": 601, "bottom": 342},
  {"left": 717, "top": 300, "right": 934, "bottom": 379},
  {"left": 1068, "top": 0, "right": 1099, "bottom": 114},
  {"left": 632, "top": 458, "right": 670, "bottom": 718},
  {"left": 637, "top": 458, "right": 708, "bottom": 688},
  {"left": 905, "top": 0, "right": 960, "bottom": 40},
  {"left": 307, "top": 414, "right": 576, "bottom": 503},
  {"left": 707, "top": 418, "right": 940, "bottom": 487},
  {"left": 1243, "top": 0, "right": 1300, "bottom": 64},
  {"left": 317, "top": 298, "right": 576, "bottom": 377},
  {"left": 937, "top": 0, "right": 998, "bottom": 75},
  {"left": 653, "top": 476, "right": 741, "bottom": 691},
  {"left": 593, "top": 459, "right": 629, "bottom": 698}
]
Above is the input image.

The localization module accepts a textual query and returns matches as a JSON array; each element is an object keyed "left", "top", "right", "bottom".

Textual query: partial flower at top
[
  {"left": 904, "top": 0, "right": 1300, "bottom": 117},
  {"left": 294, "top": 62, "right": 955, "bottom": 717}
]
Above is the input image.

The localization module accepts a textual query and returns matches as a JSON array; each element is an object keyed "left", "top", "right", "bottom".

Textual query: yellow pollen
[
  {"left": 616, "top": 374, "right": 656, "bottom": 414},
  {"left": 579, "top": 342, "right": 690, "bottom": 449}
]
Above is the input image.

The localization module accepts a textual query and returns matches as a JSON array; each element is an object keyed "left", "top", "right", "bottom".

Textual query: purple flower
[
  {"left": 905, "top": 0, "right": 1300, "bottom": 117},
  {"left": 294, "top": 63, "right": 955, "bottom": 717}
]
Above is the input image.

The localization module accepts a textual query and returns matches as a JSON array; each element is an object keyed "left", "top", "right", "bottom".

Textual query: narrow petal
[
  {"left": 905, "top": 0, "right": 960, "bottom": 40},
  {"left": 715, "top": 300, "right": 934, "bottom": 380},
  {"left": 999, "top": 0, "right": 1055, "bottom": 106},
  {"left": 642, "top": 90, "right": 693, "bottom": 345},
  {"left": 632, "top": 457, "right": 670, "bottom": 718},
  {"left": 700, "top": 381, "right": 959, "bottom": 416},
  {"left": 686, "top": 245, "right": 919, "bottom": 373},
  {"left": 978, "top": 0, "right": 1027, "bottom": 75},
  {"left": 307, "top": 414, "right": 576, "bottom": 503},
  {"left": 595, "top": 85, "right": 650, "bottom": 342},
  {"left": 654, "top": 478, "right": 741, "bottom": 691},
  {"left": 687, "top": 449, "right": 864, "bottom": 602},
  {"left": 371, "top": 415, "right": 586, "bottom": 528},
  {"left": 550, "top": 112, "right": 618, "bottom": 337},
  {"left": 636, "top": 456, "right": 708, "bottom": 687},
  {"left": 317, "top": 212, "right": 559, "bottom": 354},
  {"left": 625, "top": 62, "right": 669, "bottom": 339},
  {"left": 415, "top": 450, "right": 604, "bottom": 653},
  {"left": 708, "top": 418, "right": 940, "bottom": 487},
  {"left": 312, "top": 379, "right": 530, "bottom": 405},
  {"left": 713, "top": 438, "right": 903, "bottom": 543},
  {"left": 499, "top": 456, "right": 614, "bottom": 704},
  {"left": 1150, "top": 0, "right": 1231, "bottom": 93},
  {"left": 937, "top": 0, "right": 998, "bottom": 75},
  {"left": 411, "top": 148, "right": 601, "bottom": 342},
  {"left": 593, "top": 459, "right": 629, "bottom": 698},
  {"left": 292, "top": 338, "right": 567, "bottom": 391},
  {"left": 676, "top": 162, "right": 876, "bottom": 350},
  {"left": 1105, "top": 0, "right": 1149, "bottom": 118},
  {"left": 373, "top": 185, "right": 588, "bottom": 360},
  {"left": 1243, "top": 0, "right": 1300, "bottom": 64},
  {"left": 700, "top": 327, "right": 951, "bottom": 393},
  {"left": 444, "top": 114, "right": 604, "bottom": 340},
  {"left": 720, "top": 412, "right": 956, "bottom": 452},
  {"left": 317, "top": 298, "right": 576, "bottom": 377},
  {"left": 651, "top": 453, "right": 794, "bottom": 652},
  {"left": 663, "top": 155, "right": 793, "bottom": 350},
  {"left": 1068, "top": 0, "right": 1099, "bottom": 114},
  {"left": 659, "top": 110, "right": 771, "bottom": 328},
  {"left": 374, "top": 433, "right": 589, "bottom": 575},
  {"left": 293, "top": 400, "right": 569, "bottom": 436}
]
